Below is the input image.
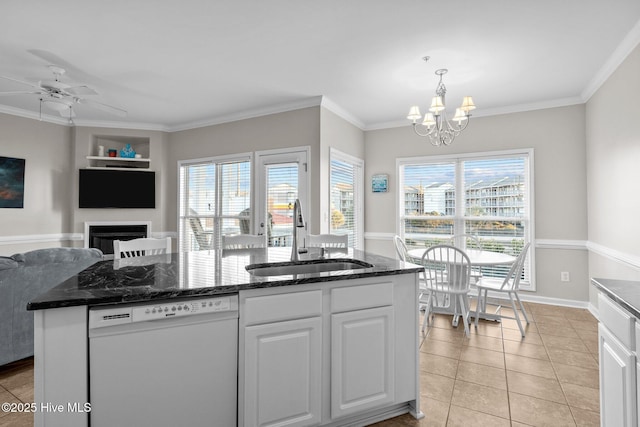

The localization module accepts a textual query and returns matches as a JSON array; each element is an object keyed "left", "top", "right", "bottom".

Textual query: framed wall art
[
  {"left": 371, "top": 173, "right": 388, "bottom": 193},
  {"left": 0, "top": 156, "right": 25, "bottom": 208}
]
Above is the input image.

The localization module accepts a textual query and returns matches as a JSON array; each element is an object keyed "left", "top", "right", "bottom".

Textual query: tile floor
[
  {"left": 0, "top": 301, "right": 599, "bottom": 427},
  {"left": 374, "top": 301, "right": 600, "bottom": 427}
]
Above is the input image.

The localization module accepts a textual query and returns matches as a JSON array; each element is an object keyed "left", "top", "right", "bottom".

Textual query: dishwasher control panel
[
  {"left": 132, "top": 297, "right": 232, "bottom": 321},
  {"left": 89, "top": 295, "right": 238, "bottom": 329}
]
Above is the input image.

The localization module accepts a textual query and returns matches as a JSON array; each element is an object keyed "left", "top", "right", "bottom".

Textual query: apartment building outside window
[{"left": 397, "top": 149, "right": 535, "bottom": 290}]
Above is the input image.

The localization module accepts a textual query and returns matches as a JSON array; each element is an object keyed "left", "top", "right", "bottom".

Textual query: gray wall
[
  {"left": 586, "top": 44, "right": 640, "bottom": 305},
  {"left": 167, "top": 106, "right": 321, "bottom": 234},
  {"left": 0, "top": 114, "right": 72, "bottom": 255},
  {"left": 364, "top": 105, "right": 590, "bottom": 301}
]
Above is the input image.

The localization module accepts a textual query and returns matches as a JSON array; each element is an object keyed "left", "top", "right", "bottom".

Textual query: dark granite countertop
[
  {"left": 28, "top": 248, "right": 422, "bottom": 311},
  {"left": 592, "top": 277, "right": 640, "bottom": 319}
]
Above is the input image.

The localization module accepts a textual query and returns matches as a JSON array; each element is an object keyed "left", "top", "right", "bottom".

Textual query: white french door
[{"left": 255, "top": 148, "right": 309, "bottom": 247}]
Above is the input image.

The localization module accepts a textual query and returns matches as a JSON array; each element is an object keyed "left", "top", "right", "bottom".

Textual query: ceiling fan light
[
  {"left": 429, "top": 96, "right": 445, "bottom": 113},
  {"left": 407, "top": 106, "right": 422, "bottom": 121},
  {"left": 42, "top": 99, "right": 70, "bottom": 112},
  {"left": 460, "top": 96, "right": 476, "bottom": 112}
]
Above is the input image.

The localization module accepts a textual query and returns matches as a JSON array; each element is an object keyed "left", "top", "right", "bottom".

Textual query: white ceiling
[{"left": 1, "top": 0, "right": 639, "bottom": 131}]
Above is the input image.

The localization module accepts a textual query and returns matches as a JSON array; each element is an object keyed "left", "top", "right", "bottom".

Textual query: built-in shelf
[{"left": 86, "top": 156, "right": 151, "bottom": 170}]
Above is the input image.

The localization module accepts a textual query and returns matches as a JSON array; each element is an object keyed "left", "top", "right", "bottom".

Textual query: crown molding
[
  {"left": 365, "top": 96, "right": 585, "bottom": 131},
  {"left": 167, "top": 96, "right": 325, "bottom": 132},
  {"left": 71, "top": 119, "right": 169, "bottom": 132},
  {"left": 0, "top": 104, "right": 70, "bottom": 126},
  {"left": 581, "top": 18, "right": 640, "bottom": 102},
  {"left": 320, "top": 97, "right": 366, "bottom": 130}
]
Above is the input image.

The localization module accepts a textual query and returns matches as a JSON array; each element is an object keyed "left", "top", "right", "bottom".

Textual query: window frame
[
  {"left": 329, "top": 148, "right": 364, "bottom": 249},
  {"left": 177, "top": 152, "right": 253, "bottom": 252},
  {"left": 396, "top": 148, "right": 536, "bottom": 291}
]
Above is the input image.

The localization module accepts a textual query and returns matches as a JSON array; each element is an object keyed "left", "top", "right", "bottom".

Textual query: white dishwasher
[{"left": 88, "top": 295, "right": 238, "bottom": 427}]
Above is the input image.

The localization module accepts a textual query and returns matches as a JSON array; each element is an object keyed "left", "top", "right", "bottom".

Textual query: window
[
  {"left": 398, "top": 149, "right": 534, "bottom": 290},
  {"left": 178, "top": 154, "right": 252, "bottom": 252},
  {"left": 330, "top": 149, "right": 364, "bottom": 249}
]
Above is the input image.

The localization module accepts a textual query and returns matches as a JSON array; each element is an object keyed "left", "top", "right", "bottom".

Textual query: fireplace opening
[{"left": 87, "top": 224, "right": 149, "bottom": 256}]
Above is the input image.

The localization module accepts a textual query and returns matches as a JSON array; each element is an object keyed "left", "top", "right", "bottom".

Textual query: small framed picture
[{"left": 372, "top": 174, "right": 388, "bottom": 193}]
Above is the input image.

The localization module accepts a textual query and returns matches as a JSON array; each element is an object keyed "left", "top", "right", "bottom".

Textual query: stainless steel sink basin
[{"left": 246, "top": 259, "right": 373, "bottom": 277}]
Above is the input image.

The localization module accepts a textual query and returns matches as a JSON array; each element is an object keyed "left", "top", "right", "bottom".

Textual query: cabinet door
[
  {"left": 331, "top": 306, "right": 394, "bottom": 419},
  {"left": 244, "top": 317, "right": 321, "bottom": 427},
  {"left": 599, "top": 324, "right": 637, "bottom": 427}
]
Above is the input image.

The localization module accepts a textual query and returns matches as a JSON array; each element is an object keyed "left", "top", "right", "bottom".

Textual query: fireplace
[{"left": 85, "top": 221, "right": 151, "bottom": 256}]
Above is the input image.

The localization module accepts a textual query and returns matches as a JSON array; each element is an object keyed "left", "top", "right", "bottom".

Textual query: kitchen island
[{"left": 28, "top": 248, "right": 424, "bottom": 427}]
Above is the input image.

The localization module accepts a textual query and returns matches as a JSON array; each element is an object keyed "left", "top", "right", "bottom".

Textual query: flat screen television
[{"left": 79, "top": 169, "right": 156, "bottom": 209}]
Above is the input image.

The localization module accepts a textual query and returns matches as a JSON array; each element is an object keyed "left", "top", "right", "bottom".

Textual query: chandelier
[{"left": 407, "top": 58, "right": 476, "bottom": 146}]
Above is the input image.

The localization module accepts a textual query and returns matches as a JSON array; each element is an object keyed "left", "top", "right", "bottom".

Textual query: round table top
[{"left": 407, "top": 248, "right": 516, "bottom": 266}]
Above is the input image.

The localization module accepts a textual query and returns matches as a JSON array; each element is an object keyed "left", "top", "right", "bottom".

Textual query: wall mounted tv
[{"left": 79, "top": 169, "right": 156, "bottom": 209}]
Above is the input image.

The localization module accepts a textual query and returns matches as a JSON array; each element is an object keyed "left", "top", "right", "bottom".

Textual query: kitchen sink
[{"left": 246, "top": 259, "right": 374, "bottom": 277}]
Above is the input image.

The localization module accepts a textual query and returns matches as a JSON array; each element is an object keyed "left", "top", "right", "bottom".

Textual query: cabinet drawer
[
  {"left": 599, "top": 293, "right": 635, "bottom": 349},
  {"left": 243, "top": 290, "right": 322, "bottom": 326},
  {"left": 331, "top": 282, "right": 393, "bottom": 313}
]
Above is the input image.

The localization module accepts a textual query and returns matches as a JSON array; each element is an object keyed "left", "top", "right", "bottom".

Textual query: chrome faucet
[{"left": 291, "top": 199, "right": 307, "bottom": 261}]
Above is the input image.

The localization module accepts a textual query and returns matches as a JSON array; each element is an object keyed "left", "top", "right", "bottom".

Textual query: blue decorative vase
[{"left": 120, "top": 144, "right": 136, "bottom": 158}]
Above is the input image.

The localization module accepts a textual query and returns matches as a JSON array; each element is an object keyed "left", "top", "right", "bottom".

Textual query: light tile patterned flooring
[
  {"left": 0, "top": 301, "right": 599, "bottom": 427},
  {"left": 374, "top": 301, "right": 600, "bottom": 427}
]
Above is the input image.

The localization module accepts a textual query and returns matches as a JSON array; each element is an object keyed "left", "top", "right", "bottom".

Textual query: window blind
[
  {"left": 399, "top": 151, "right": 533, "bottom": 289},
  {"left": 179, "top": 156, "right": 251, "bottom": 252},
  {"left": 330, "top": 150, "right": 363, "bottom": 249}
]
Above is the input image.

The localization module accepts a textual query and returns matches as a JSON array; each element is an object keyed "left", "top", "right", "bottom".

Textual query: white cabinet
[
  {"left": 241, "top": 290, "right": 323, "bottom": 427},
  {"left": 244, "top": 317, "right": 322, "bottom": 427},
  {"left": 331, "top": 306, "right": 394, "bottom": 418},
  {"left": 239, "top": 276, "right": 421, "bottom": 427},
  {"left": 599, "top": 324, "right": 637, "bottom": 427},
  {"left": 598, "top": 293, "right": 638, "bottom": 427}
]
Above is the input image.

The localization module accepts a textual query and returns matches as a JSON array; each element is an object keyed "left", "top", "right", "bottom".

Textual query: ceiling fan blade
[
  {"left": 0, "top": 91, "right": 42, "bottom": 96},
  {"left": 66, "top": 85, "right": 98, "bottom": 96},
  {"left": 0, "top": 75, "right": 41, "bottom": 89},
  {"left": 79, "top": 98, "right": 127, "bottom": 117}
]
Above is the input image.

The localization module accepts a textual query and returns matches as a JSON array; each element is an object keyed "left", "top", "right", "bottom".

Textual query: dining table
[
  {"left": 407, "top": 246, "right": 517, "bottom": 325},
  {"left": 407, "top": 247, "right": 517, "bottom": 267}
]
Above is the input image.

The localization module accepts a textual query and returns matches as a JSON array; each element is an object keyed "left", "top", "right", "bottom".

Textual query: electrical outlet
[{"left": 560, "top": 272, "right": 570, "bottom": 282}]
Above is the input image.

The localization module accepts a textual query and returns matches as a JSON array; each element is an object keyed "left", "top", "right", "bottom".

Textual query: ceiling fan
[{"left": 0, "top": 65, "right": 127, "bottom": 122}]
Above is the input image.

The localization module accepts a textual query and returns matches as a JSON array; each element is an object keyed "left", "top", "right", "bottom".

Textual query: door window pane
[{"left": 266, "top": 163, "right": 298, "bottom": 247}]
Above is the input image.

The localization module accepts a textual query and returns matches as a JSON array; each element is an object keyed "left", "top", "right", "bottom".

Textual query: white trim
[
  {"left": 321, "top": 97, "right": 366, "bottom": 130},
  {"left": 536, "top": 239, "right": 588, "bottom": 250},
  {"left": 492, "top": 291, "right": 590, "bottom": 310},
  {"left": 582, "top": 18, "right": 640, "bottom": 102},
  {"left": 83, "top": 221, "right": 152, "bottom": 249},
  {"left": 0, "top": 233, "right": 82, "bottom": 245},
  {"left": 364, "top": 232, "right": 395, "bottom": 241},
  {"left": 169, "top": 96, "right": 324, "bottom": 132},
  {"left": 587, "top": 241, "right": 640, "bottom": 272}
]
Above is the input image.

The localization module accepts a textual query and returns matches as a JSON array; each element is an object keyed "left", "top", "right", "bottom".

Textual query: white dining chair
[
  {"left": 222, "top": 234, "right": 267, "bottom": 249},
  {"left": 421, "top": 244, "right": 472, "bottom": 336},
  {"left": 474, "top": 243, "right": 531, "bottom": 337},
  {"left": 395, "top": 235, "right": 429, "bottom": 311},
  {"left": 394, "top": 235, "right": 409, "bottom": 262},
  {"left": 113, "top": 237, "right": 172, "bottom": 260},
  {"left": 307, "top": 234, "right": 348, "bottom": 251}
]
